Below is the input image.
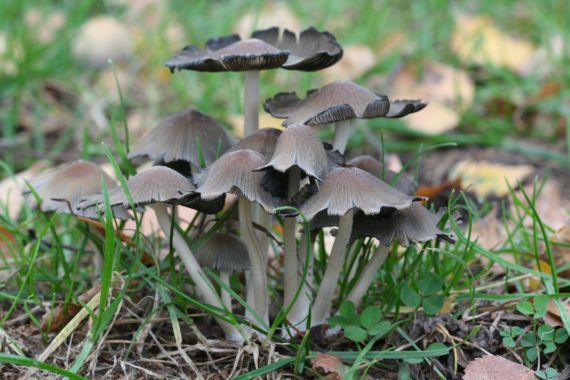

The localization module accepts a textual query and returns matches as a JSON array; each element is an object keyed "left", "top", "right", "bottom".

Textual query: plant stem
[
  {"left": 284, "top": 167, "right": 301, "bottom": 309},
  {"left": 152, "top": 203, "right": 243, "bottom": 343},
  {"left": 346, "top": 244, "right": 390, "bottom": 308},
  {"left": 239, "top": 197, "right": 269, "bottom": 326},
  {"left": 311, "top": 209, "right": 354, "bottom": 326},
  {"left": 243, "top": 71, "right": 260, "bottom": 137},
  {"left": 332, "top": 120, "right": 351, "bottom": 154},
  {"left": 220, "top": 271, "right": 232, "bottom": 312}
]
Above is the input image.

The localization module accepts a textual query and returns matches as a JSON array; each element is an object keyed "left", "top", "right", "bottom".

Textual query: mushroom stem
[
  {"left": 288, "top": 230, "right": 314, "bottom": 330},
  {"left": 220, "top": 271, "right": 232, "bottom": 312},
  {"left": 332, "top": 120, "right": 351, "bottom": 154},
  {"left": 152, "top": 203, "right": 243, "bottom": 343},
  {"left": 239, "top": 197, "right": 269, "bottom": 326},
  {"left": 311, "top": 209, "right": 354, "bottom": 326},
  {"left": 284, "top": 166, "right": 301, "bottom": 309},
  {"left": 346, "top": 244, "right": 390, "bottom": 308},
  {"left": 243, "top": 70, "right": 260, "bottom": 137}
]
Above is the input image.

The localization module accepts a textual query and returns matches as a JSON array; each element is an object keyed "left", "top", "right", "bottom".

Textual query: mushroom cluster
[{"left": 25, "top": 26, "right": 453, "bottom": 343}]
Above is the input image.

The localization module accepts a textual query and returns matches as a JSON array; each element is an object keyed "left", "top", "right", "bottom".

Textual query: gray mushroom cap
[
  {"left": 166, "top": 36, "right": 289, "bottom": 72},
  {"left": 79, "top": 166, "right": 223, "bottom": 214},
  {"left": 228, "top": 127, "right": 282, "bottom": 160},
  {"left": 128, "top": 108, "right": 233, "bottom": 167},
  {"left": 348, "top": 155, "right": 418, "bottom": 195},
  {"left": 299, "top": 166, "right": 422, "bottom": 220},
  {"left": 256, "top": 124, "right": 329, "bottom": 180},
  {"left": 251, "top": 27, "right": 343, "bottom": 71},
  {"left": 195, "top": 233, "right": 251, "bottom": 272},
  {"left": 263, "top": 80, "right": 426, "bottom": 126},
  {"left": 25, "top": 160, "right": 128, "bottom": 219},
  {"left": 193, "top": 149, "right": 280, "bottom": 212}
]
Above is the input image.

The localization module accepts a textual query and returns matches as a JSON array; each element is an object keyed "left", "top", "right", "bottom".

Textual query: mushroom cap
[
  {"left": 80, "top": 166, "right": 223, "bottom": 214},
  {"left": 128, "top": 108, "right": 233, "bottom": 167},
  {"left": 263, "top": 80, "right": 426, "bottom": 126},
  {"left": 251, "top": 27, "right": 343, "bottom": 71},
  {"left": 256, "top": 124, "right": 329, "bottom": 180},
  {"left": 352, "top": 203, "right": 455, "bottom": 246},
  {"left": 299, "top": 166, "right": 422, "bottom": 220},
  {"left": 348, "top": 155, "right": 418, "bottom": 195},
  {"left": 26, "top": 160, "right": 128, "bottom": 219},
  {"left": 195, "top": 233, "right": 251, "bottom": 272},
  {"left": 194, "top": 149, "right": 280, "bottom": 212},
  {"left": 166, "top": 36, "right": 289, "bottom": 72},
  {"left": 228, "top": 127, "right": 282, "bottom": 160}
]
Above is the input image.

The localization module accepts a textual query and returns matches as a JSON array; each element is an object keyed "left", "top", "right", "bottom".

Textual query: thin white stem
[
  {"left": 346, "top": 244, "right": 390, "bottom": 308},
  {"left": 332, "top": 120, "right": 351, "bottom": 154},
  {"left": 239, "top": 197, "right": 269, "bottom": 326},
  {"left": 253, "top": 204, "right": 271, "bottom": 265},
  {"left": 311, "top": 210, "right": 354, "bottom": 326},
  {"left": 243, "top": 71, "right": 260, "bottom": 137},
  {"left": 152, "top": 203, "right": 243, "bottom": 343},
  {"left": 288, "top": 230, "right": 314, "bottom": 331},
  {"left": 284, "top": 167, "right": 301, "bottom": 308},
  {"left": 220, "top": 271, "right": 232, "bottom": 312}
]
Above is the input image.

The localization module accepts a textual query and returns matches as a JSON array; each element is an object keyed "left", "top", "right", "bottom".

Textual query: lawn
[{"left": 0, "top": 0, "right": 569, "bottom": 378}]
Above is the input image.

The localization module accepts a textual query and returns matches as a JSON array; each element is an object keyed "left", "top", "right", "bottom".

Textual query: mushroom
[
  {"left": 80, "top": 166, "right": 242, "bottom": 342},
  {"left": 255, "top": 124, "right": 329, "bottom": 321},
  {"left": 166, "top": 36, "right": 289, "bottom": 137},
  {"left": 228, "top": 127, "right": 282, "bottom": 160},
  {"left": 128, "top": 108, "right": 233, "bottom": 176},
  {"left": 264, "top": 80, "right": 426, "bottom": 153},
  {"left": 192, "top": 149, "right": 280, "bottom": 326},
  {"left": 299, "top": 166, "right": 423, "bottom": 326},
  {"left": 195, "top": 233, "right": 250, "bottom": 312},
  {"left": 347, "top": 155, "right": 418, "bottom": 195}
]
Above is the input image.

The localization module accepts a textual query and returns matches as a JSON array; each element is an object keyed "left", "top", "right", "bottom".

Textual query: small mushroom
[
  {"left": 264, "top": 80, "right": 426, "bottom": 153},
  {"left": 228, "top": 127, "right": 282, "bottom": 160},
  {"left": 80, "top": 166, "right": 242, "bottom": 342},
  {"left": 196, "top": 233, "right": 250, "bottom": 312},
  {"left": 193, "top": 149, "right": 280, "bottom": 326},
  {"left": 299, "top": 166, "right": 423, "bottom": 325},
  {"left": 167, "top": 36, "right": 289, "bottom": 137},
  {"left": 347, "top": 155, "right": 417, "bottom": 195},
  {"left": 128, "top": 108, "right": 233, "bottom": 175}
]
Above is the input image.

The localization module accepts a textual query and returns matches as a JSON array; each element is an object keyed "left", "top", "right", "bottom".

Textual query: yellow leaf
[
  {"left": 404, "top": 101, "right": 459, "bottom": 135},
  {"left": 320, "top": 44, "right": 376, "bottom": 83}
]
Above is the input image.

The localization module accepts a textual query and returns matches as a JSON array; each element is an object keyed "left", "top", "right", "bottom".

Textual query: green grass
[{"left": 1, "top": 0, "right": 569, "bottom": 378}]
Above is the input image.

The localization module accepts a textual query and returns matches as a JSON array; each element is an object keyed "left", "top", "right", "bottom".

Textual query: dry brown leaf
[
  {"left": 0, "top": 161, "right": 48, "bottom": 221},
  {"left": 470, "top": 208, "right": 508, "bottom": 251},
  {"left": 463, "top": 355, "right": 536, "bottom": 380},
  {"left": 521, "top": 181, "right": 570, "bottom": 231},
  {"left": 0, "top": 225, "right": 17, "bottom": 259},
  {"left": 228, "top": 114, "right": 285, "bottom": 139},
  {"left": 543, "top": 298, "right": 570, "bottom": 327},
  {"left": 320, "top": 44, "right": 376, "bottom": 83},
  {"left": 405, "top": 101, "right": 459, "bottom": 135},
  {"left": 451, "top": 14, "right": 536, "bottom": 74},
  {"left": 234, "top": 2, "right": 301, "bottom": 36},
  {"left": 416, "top": 179, "right": 462, "bottom": 199},
  {"left": 448, "top": 161, "right": 533, "bottom": 199},
  {"left": 312, "top": 353, "right": 346, "bottom": 380}
]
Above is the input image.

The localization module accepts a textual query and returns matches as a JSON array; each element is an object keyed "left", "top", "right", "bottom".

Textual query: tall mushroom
[
  {"left": 196, "top": 232, "right": 250, "bottom": 312},
  {"left": 299, "top": 166, "right": 423, "bottom": 326},
  {"left": 80, "top": 166, "right": 241, "bottom": 342},
  {"left": 191, "top": 149, "right": 279, "bottom": 326},
  {"left": 255, "top": 124, "right": 329, "bottom": 325},
  {"left": 166, "top": 27, "right": 343, "bottom": 137},
  {"left": 128, "top": 108, "right": 233, "bottom": 177},
  {"left": 264, "top": 80, "right": 426, "bottom": 153}
]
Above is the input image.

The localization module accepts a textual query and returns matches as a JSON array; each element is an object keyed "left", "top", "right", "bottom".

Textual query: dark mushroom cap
[
  {"left": 228, "top": 127, "right": 282, "bottom": 160},
  {"left": 264, "top": 80, "right": 426, "bottom": 126},
  {"left": 128, "top": 109, "right": 233, "bottom": 167},
  {"left": 256, "top": 124, "right": 328, "bottom": 180},
  {"left": 352, "top": 203, "right": 455, "bottom": 246},
  {"left": 348, "top": 155, "right": 418, "bottom": 195},
  {"left": 80, "top": 166, "right": 223, "bottom": 214},
  {"left": 166, "top": 36, "right": 289, "bottom": 72},
  {"left": 251, "top": 27, "right": 343, "bottom": 71},
  {"left": 299, "top": 166, "right": 422, "bottom": 220},
  {"left": 26, "top": 160, "right": 128, "bottom": 219},
  {"left": 194, "top": 149, "right": 280, "bottom": 212},
  {"left": 195, "top": 233, "right": 251, "bottom": 272}
]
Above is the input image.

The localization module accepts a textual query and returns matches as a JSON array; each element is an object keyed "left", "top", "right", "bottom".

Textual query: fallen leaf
[
  {"left": 463, "top": 355, "right": 536, "bottom": 380},
  {"left": 416, "top": 179, "right": 462, "bottom": 199},
  {"left": 376, "top": 31, "right": 409, "bottom": 59},
  {"left": 234, "top": 2, "right": 301, "bottom": 36},
  {"left": 543, "top": 298, "right": 570, "bottom": 327},
  {"left": 450, "top": 14, "right": 536, "bottom": 74},
  {"left": 470, "top": 207, "right": 508, "bottom": 251},
  {"left": 0, "top": 225, "right": 17, "bottom": 259},
  {"left": 527, "top": 259, "right": 551, "bottom": 291},
  {"left": 320, "top": 44, "right": 376, "bottom": 83},
  {"left": 404, "top": 101, "right": 459, "bottom": 135},
  {"left": 312, "top": 352, "right": 346, "bottom": 380},
  {"left": 521, "top": 181, "right": 570, "bottom": 231},
  {"left": 448, "top": 161, "right": 533, "bottom": 199},
  {"left": 227, "top": 114, "right": 285, "bottom": 139},
  {"left": 73, "top": 16, "right": 133, "bottom": 69}
]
